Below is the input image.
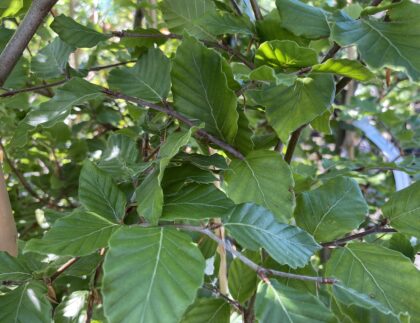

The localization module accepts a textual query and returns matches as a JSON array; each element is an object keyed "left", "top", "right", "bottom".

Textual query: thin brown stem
[
  {"left": 0, "top": 141, "right": 47, "bottom": 202},
  {"left": 321, "top": 42, "right": 341, "bottom": 63},
  {"left": 250, "top": 0, "right": 263, "bottom": 20},
  {"left": 102, "top": 88, "right": 245, "bottom": 160},
  {"left": 0, "top": 79, "right": 67, "bottom": 98},
  {"left": 284, "top": 125, "right": 305, "bottom": 164},
  {"left": 50, "top": 257, "right": 80, "bottom": 282},
  {"left": 321, "top": 227, "right": 396, "bottom": 247},
  {"left": 171, "top": 224, "right": 337, "bottom": 284},
  {"left": 230, "top": 0, "right": 242, "bottom": 16},
  {"left": 87, "top": 60, "right": 137, "bottom": 72}
]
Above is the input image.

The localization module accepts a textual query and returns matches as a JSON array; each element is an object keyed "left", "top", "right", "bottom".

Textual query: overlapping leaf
[
  {"left": 24, "top": 211, "right": 118, "bottom": 256},
  {"left": 108, "top": 48, "right": 170, "bottom": 103},
  {"left": 312, "top": 58, "right": 375, "bottom": 81},
  {"left": 224, "top": 203, "right": 320, "bottom": 268},
  {"left": 326, "top": 243, "right": 420, "bottom": 319},
  {"left": 225, "top": 150, "right": 294, "bottom": 222},
  {"left": 331, "top": 1, "right": 420, "bottom": 81},
  {"left": 295, "top": 177, "right": 368, "bottom": 242},
  {"left": 255, "top": 280, "right": 336, "bottom": 323},
  {"left": 51, "top": 14, "right": 110, "bottom": 48},
  {"left": 171, "top": 35, "right": 238, "bottom": 143},
  {"left": 79, "top": 161, "right": 126, "bottom": 222},
  {"left": 181, "top": 298, "right": 230, "bottom": 323},
  {"left": 248, "top": 73, "right": 335, "bottom": 142},
  {"left": 382, "top": 181, "right": 420, "bottom": 238},
  {"left": 103, "top": 227, "right": 205, "bottom": 323}
]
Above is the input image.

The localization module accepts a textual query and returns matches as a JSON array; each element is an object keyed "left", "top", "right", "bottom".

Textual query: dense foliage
[{"left": 0, "top": 0, "right": 419, "bottom": 322}]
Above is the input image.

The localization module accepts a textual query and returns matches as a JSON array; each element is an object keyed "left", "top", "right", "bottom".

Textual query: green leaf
[
  {"left": 326, "top": 243, "right": 420, "bottom": 319},
  {"left": 181, "top": 298, "right": 230, "bottom": 323},
  {"left": 248, "top": 73, "right": 335, "bottom": 142},
  {"left": 162, "top": 164, "right": 216, "bottom": 194},
  {"left": 196, "top": 12, "right": 254, "bottom": 36},
  {"left": 312, "top": 59, "right": 375, "bottom": 81},
  {"left": 276, "top": 0, "right": 330, "bottom": 39},
  {"left": 331, "top": 283, "right": 395, "bottom": 317},
  {"left": 224, "top": 203, "right": 320, "bottom": 268},
  {"left": 24, "top": 211, "right": 118, "bottom": 256},
  {"left": 255, "top": 40, "right": 318, "bottom": 70},
  {"left": 382, "top": 181, "right": 420, "bottom": 238},
  {"left": 98, "top": 134, "right": 149, "bottom": 180},
  {"left": 11, "top": 78, "right": 103, "bottom": 148},
  {"left": 137, "top": 129, "right": 193, "bottom": 224},
  {"left": 103, "top": 227, "right": 205, "bottom": 323},
  {"left": 79, "top": 161, "right": 126, "bottom": 222},
  {"left": 0, "top": 281, "right": 52, "bottom": 323},
  {"left": 161, "top": 0, "right": 217, "bottom": 40},
  {"left": 225, "top": 150, "right": 295, "bottom": 222},
  {"left": 331, "top": 2, "right": 420, "bottom": 81},
  {"left": 119, "top": 28, "right": 167, "bottom": 48},
  {"left": 108, "top": 48, "right": 170, "bottom": 103},
  {"left": 249, "top": 66, "right": 297, "bottom": 86},
  {"left": 54, "top": 291, "right": 88, "bottom": 323},
  {"left": 233, "top": 110, "right": 254, "bottom": 155},
  {"left": 228, "top": 250, "right": 259, "bottom": 304},
  {"left": 173, "top": 152, "right": 228, "bottom": 170},
  {"left": 31, "top": 37, "right": 73, "bottom": 79},
  {"left": 310, "top": 109, "right": 332, "bottom": 134},
  {"left": 0, "top": 0, "right": 23, "bottom": 19},
  {"left": 255, "top": 280, "right": 336, "bottom": 323},
  {"left": 171, "top": 35, "right": 238, "bottom": 143},
  {"left": 256, "top": 10, "right": 310, "bottom": 47},
  {"left": 51, "top": 14, "right": 110, "bottom": 48},
  {"left": 295, "top": 177, "right": 368, "bottom": 242},
  {"left": 162, "top": 183, "right": 234, "bottom": 220},
  {"left": 0, "top": 250, "right": 32, "bottom": 281}
]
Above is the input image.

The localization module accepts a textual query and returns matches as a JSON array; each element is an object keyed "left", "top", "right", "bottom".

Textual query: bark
[
  {"left": 0, "top": 164, "right": 18, "bottom": 256},
  {"left": 0, "top": 0, "right": 58, "bottom": 86}
]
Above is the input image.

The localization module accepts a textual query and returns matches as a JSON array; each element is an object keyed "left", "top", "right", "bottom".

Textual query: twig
[
  {"left": 321, "top": 227, "right": 396, "bottom": 247},
  {"left": 249, "top": 0, "right": 263, "bottom": 20},
  {"left": 204, "top": 283, "right": 245, "bottom": 313},
  {"left": 335, "top": 77, "right": 352, "bottom": 95},
  {"left": 0, "top": 141, "right": 47, "bottom": 202},
  {"left": 111, "top": 31, "right": 254, "bottom": 69},
  {"left": 321, "top": 42, "right": 341, "bottom": 63},
  {"left": 284, "top": 125, "right": 305, "bottom": 164},
  {"left": 230, "top": 0, "right": 242, "bottom": 16},
  {"left": 50, "top": 257, "right": 80, "bottom": 282},
  {"left": 172, "top": 224, "right": 337, "bottom": 284},
  {"left": 101, "top": 88, "right": 245, "bottom": 160},
  {"left": 0, "top": 0, "right": 59, "bottom": 86},
  {"left": 0, "top": 79, "right": 67, "bottom": 98},
  {"left": 86, "top": 261, "right": 103, "bottom": 323},
  {"left": 87, "top": 60, "right": 137, "bottom": 72}
]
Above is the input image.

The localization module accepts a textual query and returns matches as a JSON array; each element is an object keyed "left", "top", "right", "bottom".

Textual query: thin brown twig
[
  {"left": 50, "top": 257, "right": 80, "bottom": 282},
  {"left": 87, "top": 60, "right": 137, "bottom": 72},
  {"left": 321, "top": 227, "right": 396, "bottom": 247},
  {"left": 284, "top": 125, "right": 305, "bottom": 164},
  {"left": 171, "top": 224, "right": 337, "bottom": 284},
  {"left": 101, "top": 88, "right": 245, "bottom": 160},
  {"left": 0, "top": 79, "right": 67, "bottom": 98},
  {"left": 0, "top": 141, "right": 47, "bottom": 202},
  {"left": 249, "top": 0, "right": 263, "bottom": 20}
]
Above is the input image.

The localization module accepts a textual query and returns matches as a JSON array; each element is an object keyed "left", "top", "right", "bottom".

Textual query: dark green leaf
[
  {"left": 51, "top": 14, "right": 110, "bottom": 48},
  {"left": 224, "top": 203, "right": 320, "bottom": 268},
  {"left": 295, "top": 177, "right": 368, "bottom": 242},
  {"left": 103, "top": 227, "right": 205, "bottom": 323},
  {"left": 79, "top": 161, "right": 126, "bottom": 222},
  {"left": 225, "top": 150, "right": 295, "bottom": 222},
  {"left": 181, "top": 298, "right": 230, "bottom": 323},
  {"left": 171, "top": 35, "right": 238, "bottom": 143}
]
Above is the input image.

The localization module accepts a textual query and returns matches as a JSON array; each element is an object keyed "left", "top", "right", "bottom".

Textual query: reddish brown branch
[
  {"left": 321, "top": 227, "right": 397, "bottom": 247},
  {"left": 50, "top": 257, "right": 80, "bottom": 282}
]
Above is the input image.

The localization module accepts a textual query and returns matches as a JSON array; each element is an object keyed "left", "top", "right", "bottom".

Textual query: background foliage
[{"left": 0, "top": 0, "right": 419, "bottom": 322}]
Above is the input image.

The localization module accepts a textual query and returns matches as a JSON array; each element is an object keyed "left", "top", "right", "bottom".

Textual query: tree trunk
[{"left": 0, "top": 164, "right": 18, "bottom": 256}]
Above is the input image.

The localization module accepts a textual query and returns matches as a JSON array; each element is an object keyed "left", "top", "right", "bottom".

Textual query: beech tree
[{"left": 0, "top": 0, "right": 419, "bottom": 322}]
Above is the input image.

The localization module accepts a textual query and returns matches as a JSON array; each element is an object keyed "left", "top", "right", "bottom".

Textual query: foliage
[{"left": 0, "top": 0, "right": 419, "bottom": 322}]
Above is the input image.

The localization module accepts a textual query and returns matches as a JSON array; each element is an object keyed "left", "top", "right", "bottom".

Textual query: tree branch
[
  {"left": 284, "top": 125, "right": 305, "bottom": 164},
  {"left": 321, "top": 227, "right": 397, "bottom": 247},
  {"left": 0, "top": 79, "right": 67, "bottom": 98},
  {"left": 87, "top": 60, "right": 137, "bottom": 72},
  {"left": 0, "top": 0, "right": 59, "bottom": 86},
  {"left": 249, "top": 0, "right": 263, "bottom": 20},
  {"left": 101, "top": 88, "right": 245, "bottom": 160},
  {"left": 50, "top": 257, "right": 80, "bottom": 282},
  {"left": 172, "top": 224, "right": 337, "bottom": 284}
]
